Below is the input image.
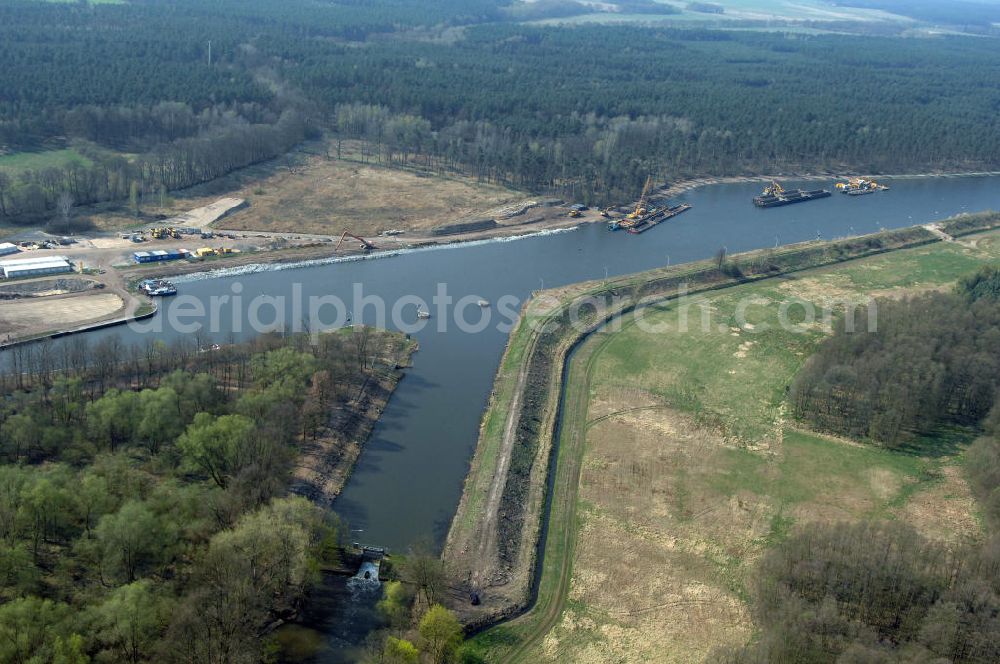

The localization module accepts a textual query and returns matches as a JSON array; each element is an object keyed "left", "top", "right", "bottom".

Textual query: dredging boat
[
  {"left": 609, "top": 175, "right": 692, "bottom": 232},
  {"left": 753, "top": 181, "right": 831, "bottom": 208},
  {"left": 836, "top": 178, "right": 889, "bottom": 196},
  {"left": 626, "top": 203, "right": 692, "bottom": 234}
]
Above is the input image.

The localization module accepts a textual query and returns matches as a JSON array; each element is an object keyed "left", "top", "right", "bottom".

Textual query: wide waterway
[{"left": 42, "top": 175, "right": 1000, "bottom": 553}]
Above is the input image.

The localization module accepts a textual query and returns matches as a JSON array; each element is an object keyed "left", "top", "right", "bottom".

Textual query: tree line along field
[
  {"left": 3, "top": 0, "right": 1000, "bottom": 228},
  {"left": 470, "top": 229, "right": 1000, "bottom": 663}
]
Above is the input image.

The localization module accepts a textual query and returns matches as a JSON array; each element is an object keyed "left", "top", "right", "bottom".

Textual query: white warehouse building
[
  {"left": 0, "top": 242, "right": 19, "bottom": 257},
  {"left": 0, "top": 255, "right": 74, "bottom": 279}
]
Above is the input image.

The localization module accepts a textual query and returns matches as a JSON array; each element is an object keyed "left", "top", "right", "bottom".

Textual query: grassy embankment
[
  {"left": 455, "top": 213, "right": 1000, "bottom": 662},
  {"left": 0, "top": 148, "right": 91, "bottom": 174}
]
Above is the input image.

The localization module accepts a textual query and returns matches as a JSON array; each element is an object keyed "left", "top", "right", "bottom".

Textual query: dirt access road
[
  {"left": 494, "top": 322, "right": 612, "bottom": 663},
  {"left": 471, "top": 320, "right": 542, "bottom": 589}
]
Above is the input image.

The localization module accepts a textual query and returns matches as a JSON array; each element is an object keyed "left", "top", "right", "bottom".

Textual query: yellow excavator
[
  {"left": 620, "top": 176, "right": 655, "bottom": 229},
  {"left": 762, "top": 181, "right": 785, "bottom": 197},
  {"left": 627, "top": 175, "right": 654, "bottom": 220}
]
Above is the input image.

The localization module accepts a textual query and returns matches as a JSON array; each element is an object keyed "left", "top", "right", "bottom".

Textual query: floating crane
[
  {"left": 627, "top": 175, "right": 655, "bottom": 221},
  {"left": 336, "top": 231, "right": 376, "bottom": 253},
  {"left": 618, "top": 176, "right": 657, "bottom": 230}
]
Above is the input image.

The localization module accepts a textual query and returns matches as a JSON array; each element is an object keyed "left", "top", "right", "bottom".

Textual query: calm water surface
[
  {"left": 72, "top": 175, "right": 1000, "bottom": 552},
  {"left": 28, "top": 175, "right": 1000, "bottom": 659}
]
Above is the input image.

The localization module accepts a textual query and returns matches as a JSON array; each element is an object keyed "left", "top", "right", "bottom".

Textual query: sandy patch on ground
[
  {"left": 0, "top": 292, "right": 124, "bottom": 336},
  {"left": 897, "top": 464, "right": 982, "bottom": 544},
  {"left": 776, "top": 274, "right": 875, "bottom": 308},
  {"left": 206, "top": 155, "right": 526, "bottom": 237},
  {"left": 587, "top": 383, "right": 664, "bottom": 421},
  {"left": 165, "top": 197, "right": 246, "bottom": 229}
]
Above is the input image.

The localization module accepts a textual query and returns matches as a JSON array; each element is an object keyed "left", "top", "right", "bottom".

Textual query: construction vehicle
[
  {"left": 151, "top": 227, "right": 181, "bottom": 239},
  {"left": 835, "top": 178, "right": 889, "bottom": 195},
  {"left": 568, "top": 209, "right": 582, "bottom": 218},
  {"left": 195, "top": 247, "right": 217, "bottom": 258},
  {"left": 626, "top": 204, "right": 692, "bottom": 234},
  {"left": 627, "top": 176, "right": 655, "bottom": 221},
  {"left": 762, "top": 181, "right": 785, "bottom": 197},
  {"left": 335, "top": 231, "right": 376, "bottom": 253}
]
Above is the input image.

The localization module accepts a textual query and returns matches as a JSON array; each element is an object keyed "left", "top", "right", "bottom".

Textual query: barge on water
[
  {"left": 836, "top": 177, "right": 889, "bottom": 196},
  {"left": 626, "top": 203, "right": 692, "bottom": 234},
  {"left": 753, "top": 181, "right": 831, "bottom": 208}
]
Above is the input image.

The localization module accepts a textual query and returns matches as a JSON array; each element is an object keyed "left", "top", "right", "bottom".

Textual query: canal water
[
  {"left": 29, "top": 176, "right": 1000, "bottom": 658},
  {"left": 67, "top": 175, "right": 1000, "bottom": 553}
]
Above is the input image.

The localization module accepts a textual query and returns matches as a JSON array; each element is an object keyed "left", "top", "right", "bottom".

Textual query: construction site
[{"left": 0, "top": 131, "right": 909, "bottom": 348}]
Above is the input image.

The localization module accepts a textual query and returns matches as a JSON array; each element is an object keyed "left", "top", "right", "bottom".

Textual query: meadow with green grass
[
  {"left": 468, "top": 228, "right": 1000, "bottom": 663},
  {"left": 0, "top": 148, "right": 91, "bottom": 174}
]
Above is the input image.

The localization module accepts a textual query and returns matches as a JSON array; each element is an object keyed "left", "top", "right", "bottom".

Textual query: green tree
[
  {"left": 160, "top": 371, "right": 222, "bottom": 421},
  {"left": 48, "top": 376, "right": 84, "bottom": 427},
  {"left": 76, "top": 471, "right": 115, "bottom": 534},
  {"left": 1, "top": 413, "right": 40, "bottom": 461},
  {"left": 93, "top": 580, "right": 169, "bottom": 663},
  {"left": 86, "top": 389, "right": 140, "bottom": 452},
  {"left": 129, "top": 181, "right": 140, "bottom": 217},
  {"left": 0, "top": 465, "right": 27, "bottom": 542},
  {"left": 163, "top": 498, "right": 321, "bottom": 663},
  {"left": 137, "top": 387, "right": 184, "bottom": 455},
  {"left": 177, "top": 413, "right": 255, "bottom": 489},
  {"left": 377, "top": 580, "right": 413, "bottom": 634},
  {"left": 251, "top": 347, "right": 317, "bottom": 393},
  {"left": 94, "top": 501, "right": 169, "bottom": 583},
  {"left": 20, "top": 471, "right": 73, "bottom": 560},
  {"left": 958, "top": 265, "right": 1000, "bottom": 302},
  {"left": 52, "top": 634, "right": 90, "bottom": 664},
  {"left": 0, "top": 543, "right": 39, "bottom": 599},
  {"left": 384, "top": 636, "right": 420, "bottom": 664},
  {"left": 418, "top": 604, "right": 463, "bottom": 664},
  {"left": 405, "top": 550, "right": 447, "bottom": 605},
  {"left": 0, "top": 597, "right": 73, "bottom": 664}
]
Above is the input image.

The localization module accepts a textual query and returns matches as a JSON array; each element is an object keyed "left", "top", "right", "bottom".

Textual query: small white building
[
  {"left": 0, "top": 255, "right": 73, "bottom": 279},
  {"left": 0, "top": 243, "right": 18, "bottom": 257}
]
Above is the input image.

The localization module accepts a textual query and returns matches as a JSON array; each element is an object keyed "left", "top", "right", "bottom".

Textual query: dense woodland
[
  {"left": 790, "top": 275, "right": 1000, "bottom": 448},
  {"left": 0, "top": 329, "right": 411, "bottom": 662},
  {"left": 718, "top": 522, "right": 1000, "bottom": 663},
  {"left": 3, "top": 0, "right": 1000, "bottom": 222},
  {"left": 719, "top": 268, "right": 1000, "bottom": 662}
]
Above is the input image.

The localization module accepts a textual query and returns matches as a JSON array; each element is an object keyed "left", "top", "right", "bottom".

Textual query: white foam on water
[
  {"left": 171, "top": 226, "right": 580, "bottom": 283},
  {"left": 346, "top": 561, "right": 382, "bottom": 598}
]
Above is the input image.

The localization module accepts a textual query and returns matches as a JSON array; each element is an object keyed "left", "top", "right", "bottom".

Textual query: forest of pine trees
[
  {"left": 3, "top": 1, "right": 1000, "bottom": 221},
  {"left": 790, "top": 279, "right": 1000, "bottom": 448}
]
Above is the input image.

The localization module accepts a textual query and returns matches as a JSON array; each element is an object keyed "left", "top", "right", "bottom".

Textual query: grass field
[
  {"left": 532, "top": 0, "right": 913, "bottom": 30},
  {"left": 0, "top": 148, "right": 92, "bottom": 175},
  {"left": 468, "top": 229, "right": 1000, "bottom": 663}
]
